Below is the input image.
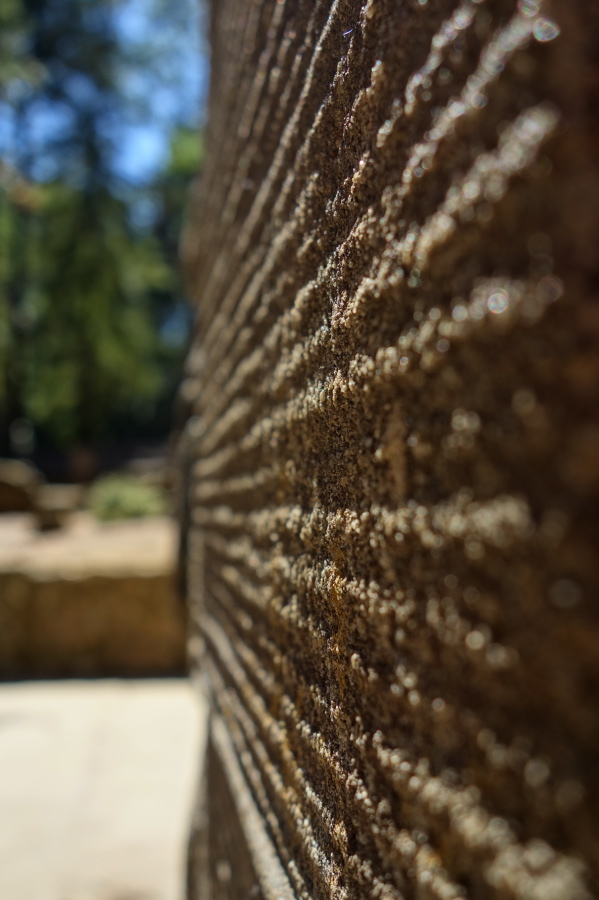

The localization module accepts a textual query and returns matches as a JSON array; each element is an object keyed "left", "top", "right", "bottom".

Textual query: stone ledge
[{"left": 0, "top": 514, "right": 186, "bottom": 679}]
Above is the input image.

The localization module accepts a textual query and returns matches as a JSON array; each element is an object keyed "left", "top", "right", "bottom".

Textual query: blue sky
[
  {"left": 112, "top": 0, "right": 209, "bottom": 183},
  {"left": 0, "top": 0, "right": 209, "bottom": 186}
]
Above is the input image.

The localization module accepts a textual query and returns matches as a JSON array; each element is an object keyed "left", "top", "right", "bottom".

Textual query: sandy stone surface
[
  {"left": 0, "top": 679, "right": 206, "bottom": 900},
  {"left": 181, "top": 1, "right": 599, "bottom": 898}
]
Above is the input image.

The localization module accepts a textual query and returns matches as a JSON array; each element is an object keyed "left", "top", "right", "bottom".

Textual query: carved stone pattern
[{"left": 181, "top": 2, "right": 599, "bottom": 898}]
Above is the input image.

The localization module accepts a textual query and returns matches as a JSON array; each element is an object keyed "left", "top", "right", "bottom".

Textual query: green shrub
[{"left": 88, "top": 474, "right": 166, "bottom": 521}]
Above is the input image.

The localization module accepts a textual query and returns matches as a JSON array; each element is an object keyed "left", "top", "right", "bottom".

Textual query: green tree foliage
[
  {"left": 88, "top": 473, "right": 165, "bottom": 520},
  {"left": 0, "top": 0, "right": 40, "bottom": 88},
  {"left": 20, "top": 184, "right": 173, "bottom": 445},
  {"left": 0, "top": 0, "right": 203, "bottom": 453}
]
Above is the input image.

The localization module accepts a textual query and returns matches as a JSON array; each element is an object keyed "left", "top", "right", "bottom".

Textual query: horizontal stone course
[{"left": 181, "top": 1, "right": 599, "bottom": 898}]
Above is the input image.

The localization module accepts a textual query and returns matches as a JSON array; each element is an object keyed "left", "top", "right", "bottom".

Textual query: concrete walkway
[{"left": 0, "top": 679, "right": 206, "bottom": 900}]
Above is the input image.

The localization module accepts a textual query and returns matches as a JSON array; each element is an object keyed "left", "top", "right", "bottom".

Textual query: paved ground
[{"left": 0, "top": 679, "right": 206, "bottom": 900}]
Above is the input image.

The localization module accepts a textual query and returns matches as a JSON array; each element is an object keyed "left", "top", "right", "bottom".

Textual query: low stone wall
[{"left": 0, "top": 515, "right": 186, "bottom": 678}]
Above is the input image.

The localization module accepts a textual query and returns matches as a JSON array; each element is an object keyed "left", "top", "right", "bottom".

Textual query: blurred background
[
  {"left": 0, "top": 3, "right": 208, "bottom": 898},
  {"left": 0, "top": 0, "right": 207, "bottom": 482}
]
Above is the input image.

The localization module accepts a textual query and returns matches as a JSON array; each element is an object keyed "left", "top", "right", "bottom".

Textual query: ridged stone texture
[{"left": 180, "top": 2, "right": 599, "bottom": 899}]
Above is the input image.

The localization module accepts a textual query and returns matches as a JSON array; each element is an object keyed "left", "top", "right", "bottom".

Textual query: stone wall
[
  {"left": 181, "top": 1, "right": 599, "bottom": 898},
  {"left": 0, "top": 515, "right": 185, "bottom": 678}
]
